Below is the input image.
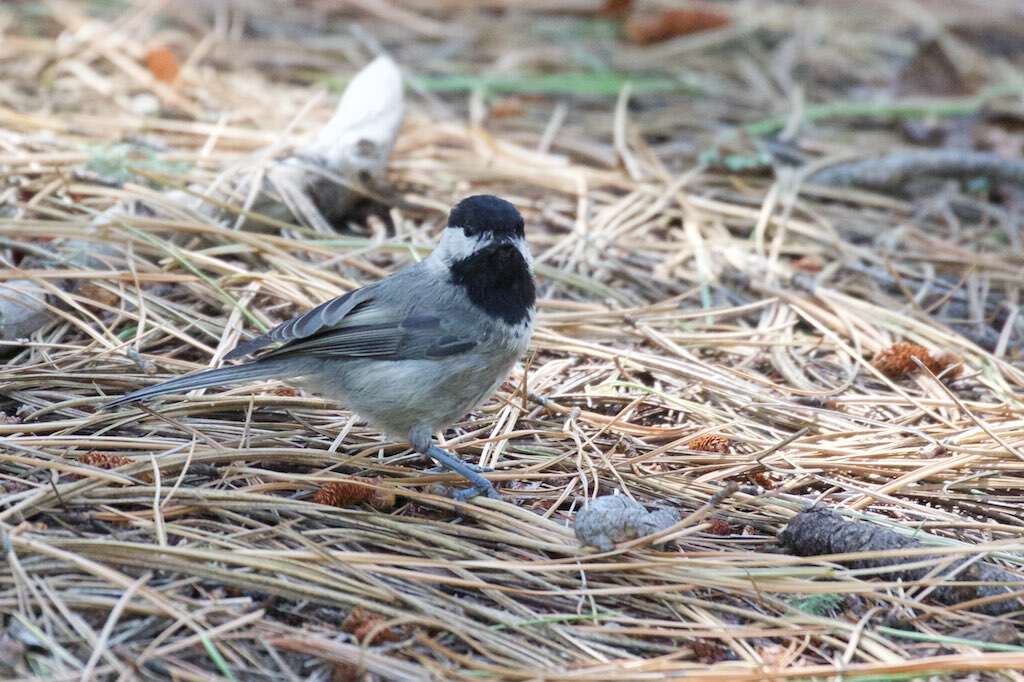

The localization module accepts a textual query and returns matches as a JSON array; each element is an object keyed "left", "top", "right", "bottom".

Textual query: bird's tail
[{"left": 104, "top": 361, "right": 289, "bottom": 409}]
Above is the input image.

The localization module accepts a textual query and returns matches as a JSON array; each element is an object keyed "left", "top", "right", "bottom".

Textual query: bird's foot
[
  {"left": 430, "top": 480, "right": 501, "bottom": 501},
  {"left": 426, "top": 462, "right": 493, "bottom": 474},
  {"left": 418, "top": 441, "right": 501, "bottom": 501}
]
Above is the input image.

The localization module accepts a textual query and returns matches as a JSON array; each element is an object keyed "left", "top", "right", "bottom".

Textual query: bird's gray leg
[{"left": 409, "top": 427, "right": 499, "bottom": 501}]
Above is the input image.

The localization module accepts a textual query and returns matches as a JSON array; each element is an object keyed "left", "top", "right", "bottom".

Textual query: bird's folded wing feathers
[
  {"left": 225, "top": 286, "right": 370, "bottom": 360},
  {"left": 227, "top": 281, "right": 480, "bottom": 362},
  {"left": 263, "top": 313, "right": 478, "bottom": 360}
]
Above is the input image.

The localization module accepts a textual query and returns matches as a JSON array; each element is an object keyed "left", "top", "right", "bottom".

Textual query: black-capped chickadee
[{"left": 106, "top": 195, "right": 535, "bottom": 500}]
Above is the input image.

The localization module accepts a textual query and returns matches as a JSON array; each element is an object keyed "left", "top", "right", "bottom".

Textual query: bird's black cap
[{"left": 447, "top": 195, "right": 524, "bottom": 238}]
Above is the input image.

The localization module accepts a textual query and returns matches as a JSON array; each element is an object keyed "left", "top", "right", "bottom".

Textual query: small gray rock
[
  {"left": 575, "top": 495, "right": 681, "bottom": 551},
  {"left": 637, "top": 508, "right": 682, "bottom": 536},
  {"left": 0, "top": 280, "right": 50, "bottom": 341}
]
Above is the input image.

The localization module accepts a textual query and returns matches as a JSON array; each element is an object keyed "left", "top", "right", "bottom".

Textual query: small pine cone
[
  {"left": 923, "top": 351, "right": 962, "bottom": 378},
  {"left": 872, "top": 341, "right": 930, "bottom": 378},
  {"left": 314, "top": 480, "right": 373, "bottom": 507},
  {"left": 314, "top": 478, "right": 395, "bottom": 510},
  {"left": 81, "top": 452, "right": 133, "bottom": 469},
  {"left": 687, "top": 434, "right": 732, "bottom": 453},
  {"left": 368, "top": 486, "right": 397, "bottom": 511},
  {"left": 873, "top": 342, "right": 961, "bottom": 379}
]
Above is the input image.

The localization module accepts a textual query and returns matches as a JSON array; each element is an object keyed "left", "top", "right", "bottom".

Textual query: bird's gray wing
[
  {"left": 228, "top": 273, "right": 480, "bottom": 362},
  {"left": 225, "top": 286, "right": 372, "bottom": 360}
]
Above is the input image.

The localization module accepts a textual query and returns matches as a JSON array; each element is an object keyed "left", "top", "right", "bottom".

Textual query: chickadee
[{"left": 107, "top": 195, "right": 535, "bottom": 500}]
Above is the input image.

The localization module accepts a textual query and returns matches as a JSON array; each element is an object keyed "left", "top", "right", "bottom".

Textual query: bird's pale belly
[{"left": 299, "top": 352, "right": 518, "bottom": 439}]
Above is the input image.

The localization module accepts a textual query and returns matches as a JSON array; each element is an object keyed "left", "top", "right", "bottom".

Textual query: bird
[{"left": 106, "top": 195, "right": 536, "bottom": 500}]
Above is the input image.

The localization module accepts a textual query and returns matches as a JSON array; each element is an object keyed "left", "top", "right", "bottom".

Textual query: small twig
[
  {"left": 744, "top": 84, "right": 1024, "bottom": 137},
  {"left": 808, "top": 151, "right": 1024, "bottom": 192}
]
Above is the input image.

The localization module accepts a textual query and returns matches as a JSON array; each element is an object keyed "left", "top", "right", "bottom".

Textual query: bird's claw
[
  {"left": 453, "top": 480, "right": 501, "bottom": 501},
  {"left": 430, "top": 479, "right": 501, "bottom": 501}
]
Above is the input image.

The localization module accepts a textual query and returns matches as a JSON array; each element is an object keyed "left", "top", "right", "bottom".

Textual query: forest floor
[{"left": 2, "top": 1, "right": 1024, "bottom": 680}]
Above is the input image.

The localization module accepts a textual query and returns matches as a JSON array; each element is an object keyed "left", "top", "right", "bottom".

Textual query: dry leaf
[
  {"left": 602, "top": 0, "right": 633, "bottom": 18},
  {"left": 341, "top": 607, "right": 403, "bottom": 645},
  {"left": 691, "top": 638, "right": 726, "bottom": 663},
  {"left": 705, "top": 518, "right": 733, "bottom": 536},
  {"left": 330, "top": 661, "right": 362, "bottom": 682},
  {"left": 759, "top": 643, "right": 794, "bottom": 668},
  {"left": 749, "top": 471, "right": 777, "bottom": 490},
  {"left": 791, "top": 254, "right": 825, "bottom": 273},
  {"left": 895, "top": 39, "right": 969, "bottom": 98},
  {"left": 625, "top": 6, "right": 731, "bottom": 45},
  {"left": 490, "top": 96, "right": 526, "bottom": 119},
  {"left": 78, "top": 282, "right": 120, "bottom": 307}
]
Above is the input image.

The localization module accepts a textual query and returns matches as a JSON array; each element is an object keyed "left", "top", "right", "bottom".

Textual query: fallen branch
[{"left": 808, "top": 150, "right": 1024, "bottom": 191}]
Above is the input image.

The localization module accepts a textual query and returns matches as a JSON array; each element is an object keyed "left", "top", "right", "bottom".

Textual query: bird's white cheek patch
[
  {"left": 435, "top": 230, "right": 532, "bottom": 269},
  {"left": 436, "top": 229, "right": 484, "bottom": 264}
]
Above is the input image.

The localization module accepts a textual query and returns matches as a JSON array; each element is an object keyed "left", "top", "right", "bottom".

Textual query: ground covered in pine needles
[{"left": 2, "top": 1, "right": 1024, "bottom": 680}]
